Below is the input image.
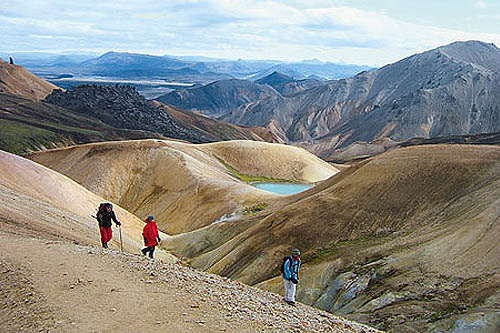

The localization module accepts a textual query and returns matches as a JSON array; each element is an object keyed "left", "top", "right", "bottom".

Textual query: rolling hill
[
  {"left": 26, "top": 135, "right": 500, "bottom": 331},
  {"left": 28, "top": 140, "right": 338, "bottom": 234},
  {"left": 0, "top": 149, "right": 172, "bottom": 258}
]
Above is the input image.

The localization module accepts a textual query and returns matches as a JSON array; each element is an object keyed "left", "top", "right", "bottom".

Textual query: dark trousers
[{"left": 142, "top": 246, "right": 155, "bottom": 258}]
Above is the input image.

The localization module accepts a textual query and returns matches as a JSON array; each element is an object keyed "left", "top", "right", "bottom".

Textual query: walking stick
[
  {"left": 91, "top": 214, "right": 100, "bottom": 241},
  {"left": 119, "top": 225, "right": 123, "bottom": 252}
]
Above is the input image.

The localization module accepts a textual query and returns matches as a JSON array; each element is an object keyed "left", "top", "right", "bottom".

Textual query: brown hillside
[
  {"left": 0, "top": 58, "right": 58, "bottom": 100},
  {"left": 165, "top": 144, "right": 500, "bottom": 332},
  {"left": 28, "top": 140, "right": 338, "bottom": 234}
]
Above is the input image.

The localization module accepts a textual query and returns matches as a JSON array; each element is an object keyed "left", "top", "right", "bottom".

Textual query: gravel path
[{"left": 0, "top": 233, "right": 380, "bottom": 332}]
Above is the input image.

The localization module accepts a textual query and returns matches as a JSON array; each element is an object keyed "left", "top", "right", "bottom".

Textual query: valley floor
[{"left": 0, "top": 230, "right": 379, "bottom": 333}]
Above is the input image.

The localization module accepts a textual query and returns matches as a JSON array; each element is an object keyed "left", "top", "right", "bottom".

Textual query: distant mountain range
[
  {"left": 3, "top": 51, "right": 372, "bottom": 84},
  {"left": 0, "top": 59, "right": 275, "bottom": 154},
  {"left": 255, "top": 71, "right": 324, "bottom": 96},
  {"left": 221, "top": 40, "right": 500, "bottom": 157},
  {"left": 5, "top": 40, "right": 500, "bottom": 160},
  {"left": 156, "top": 72, "right": 325, "bottom": 117}
]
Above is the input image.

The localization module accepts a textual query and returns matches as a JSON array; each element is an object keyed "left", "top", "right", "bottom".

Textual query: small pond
[{"left": 251, "top": 182, "right": 314, "bottom": 195}]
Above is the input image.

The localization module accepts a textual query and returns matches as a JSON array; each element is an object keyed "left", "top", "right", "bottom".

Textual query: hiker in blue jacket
[{"left": 282, "top": 248, "right": 301, "bottom": 306}]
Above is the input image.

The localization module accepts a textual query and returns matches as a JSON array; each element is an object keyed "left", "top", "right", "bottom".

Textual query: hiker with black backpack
[
  {"left": 281, "top": 248, "right": 301, "bottom": 306},
  {"left": 95, "top": 203, "right": 121, "bottom": 248}
]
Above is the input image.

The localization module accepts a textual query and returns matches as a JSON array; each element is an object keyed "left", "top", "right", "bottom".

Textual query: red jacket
[{"left": 142, "top": 219, "right": 159, "bottom": 247}]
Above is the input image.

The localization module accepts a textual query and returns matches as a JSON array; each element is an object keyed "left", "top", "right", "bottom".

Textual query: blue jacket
[{"left": 283, "top": 257, "right": 301, "bottom": 281}]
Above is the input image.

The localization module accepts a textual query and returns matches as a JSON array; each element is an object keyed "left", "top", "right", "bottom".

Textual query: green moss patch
[
  {"left": 243, "top": 202, "right": 268, "bottom": 215},
  {"left": 218, "top": 157, "right": 297, "bottom": 183},
  {"left": 0, "top": 119, "right": 59, "bottom": 154}
]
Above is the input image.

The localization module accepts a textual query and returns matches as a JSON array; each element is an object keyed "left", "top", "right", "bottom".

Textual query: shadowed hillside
[
  {"left": 163, "top": 144, "right": 500, "bottom": 332},
  {"left": 45, "top": 85, "right": 209, "bottom": 143},
  {"left": 29, "top": 140, "right": 338, "bottom": 234}
]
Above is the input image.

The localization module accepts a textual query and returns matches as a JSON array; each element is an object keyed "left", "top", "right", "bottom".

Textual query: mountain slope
[
  {"left": 163, "top": 144, "right": 500, "bottom": 332},
  {"left": 224, "top": 40, "right": 500, "bottom": 157},
  {"left": 28, "top": 140, "right": 338, "bottom": 235},
  {"left": 0, "top": 58, "right": 58, "bottom": 100},
  {"left": 0, "top": 235, "right": 379, "bottom": 332},
  {"left": 156, "top": 79, "right": 280, "bottom": 117}
]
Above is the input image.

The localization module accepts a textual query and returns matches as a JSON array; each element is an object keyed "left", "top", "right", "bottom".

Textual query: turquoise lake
[{"left": 251, "top": 182, "right": 314, "bottom": 195}]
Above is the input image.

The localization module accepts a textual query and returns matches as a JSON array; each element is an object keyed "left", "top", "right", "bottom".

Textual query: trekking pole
[
  {"left": 91, "top": 214, "right": 100, "bottom": 242},
  {"left": 119, "top": 225, "right": 123, "bottom": 252}
]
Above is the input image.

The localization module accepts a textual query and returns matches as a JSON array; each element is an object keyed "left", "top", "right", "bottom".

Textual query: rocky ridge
[{"left": 45, "top": 84, "right": 209, "bottom": 143}]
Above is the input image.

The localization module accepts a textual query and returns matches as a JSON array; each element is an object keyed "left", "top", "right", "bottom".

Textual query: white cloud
[
  {"left": 1, "top": 0, "right": 500, "bottom": 66},
  {"left": 475, "top": 1, "right": 487, "bottom": 8}
]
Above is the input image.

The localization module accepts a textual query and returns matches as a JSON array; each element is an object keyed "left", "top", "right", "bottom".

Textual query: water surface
[{"left": 251, "top": 182, "right": 314, "bottom": 195}]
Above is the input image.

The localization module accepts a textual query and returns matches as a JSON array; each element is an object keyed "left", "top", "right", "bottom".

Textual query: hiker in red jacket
[{"left": 141, "top": 215, "right": 160, "bottom": 258}]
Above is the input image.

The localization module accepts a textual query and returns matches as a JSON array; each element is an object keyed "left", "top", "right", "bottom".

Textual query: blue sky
[{"left": 1, "top": 0, "right": 500, "bottom": 66}]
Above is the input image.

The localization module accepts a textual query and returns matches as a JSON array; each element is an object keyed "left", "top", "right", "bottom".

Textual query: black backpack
[
  {"left": 280, "top": 256, "right": 292, "bottom": 274},
  {"left": 96, "top": 203, "right": 112, "bottom": 222},
  {"left": 98, "top": 202, "right": 113, "bottom": 212}
]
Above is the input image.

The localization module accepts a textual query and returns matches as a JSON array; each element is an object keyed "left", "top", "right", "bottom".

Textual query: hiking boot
[
  {"left": 285, "top": 300, "right": 296, "bottom": 306},
  {"left": 102, "top": 243, "right": 108, "bottom": 249}
]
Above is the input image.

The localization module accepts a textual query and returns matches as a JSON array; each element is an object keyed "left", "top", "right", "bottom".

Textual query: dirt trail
[
  {"left": 0, "top": 234, "right": 244, "bottom": 332},
  {"left": 0, "top": 233, "right": 378, "bottom": 333}
]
